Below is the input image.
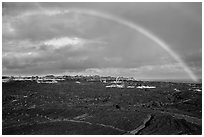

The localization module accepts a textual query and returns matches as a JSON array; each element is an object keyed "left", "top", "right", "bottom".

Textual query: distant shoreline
[{"left": 2, "top": 75, "right": 202, "bottom": 84}]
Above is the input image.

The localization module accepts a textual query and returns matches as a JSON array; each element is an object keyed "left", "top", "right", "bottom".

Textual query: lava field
[{"left": 2, "top": 80, "right": 202, "bottom": 135}]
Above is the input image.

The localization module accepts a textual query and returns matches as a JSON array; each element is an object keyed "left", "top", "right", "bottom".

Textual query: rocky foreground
[{"left": 2, "top": 80, "right": 202, "bottom": 135}]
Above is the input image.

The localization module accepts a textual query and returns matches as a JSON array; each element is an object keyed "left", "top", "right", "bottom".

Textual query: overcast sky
[{"left": 2, "top": 2, "right": 202, "bottom": 81}]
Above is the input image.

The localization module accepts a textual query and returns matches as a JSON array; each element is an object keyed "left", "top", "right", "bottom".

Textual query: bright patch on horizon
[{"left": 137, "top": 86, "right": 156, "bottom": 89}]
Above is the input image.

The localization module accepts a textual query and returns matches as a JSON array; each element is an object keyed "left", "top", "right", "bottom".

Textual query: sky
[{"left": 2, "top": 2, "right": 202, "bottom": 81}]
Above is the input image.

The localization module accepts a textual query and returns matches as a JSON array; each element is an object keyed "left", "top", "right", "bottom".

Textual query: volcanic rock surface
[{"left": 2, "top": 80, "right": 202, "bottom": 135}]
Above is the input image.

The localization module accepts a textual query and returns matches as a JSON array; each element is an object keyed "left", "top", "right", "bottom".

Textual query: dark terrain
[{"left": 2, "top": 80, "right": 202, "bottom": 135}]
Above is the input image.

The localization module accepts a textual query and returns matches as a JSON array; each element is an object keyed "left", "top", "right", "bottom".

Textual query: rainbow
[
  {"left": 16, "top": 8, "right": 198, "bottom": 82},
  {"left": 67, "top": 9, "right": 197, "bottom": 82}
]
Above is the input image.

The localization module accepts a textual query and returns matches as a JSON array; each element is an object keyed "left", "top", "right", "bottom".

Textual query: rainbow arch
[
  {"left": 67, "top": 9, "right": 197, "bottom": 82},
  {"left": 16, "top": 8, "right": 198, "bottom": 82}
]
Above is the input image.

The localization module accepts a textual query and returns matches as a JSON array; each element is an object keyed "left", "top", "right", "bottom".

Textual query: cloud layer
[{"left": 2, "top": 3, "right": 202, "bottom": 80}]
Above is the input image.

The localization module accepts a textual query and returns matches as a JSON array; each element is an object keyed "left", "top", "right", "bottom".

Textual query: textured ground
[{"left": 2, "top": 80, "right": 202, "bottom": 135}]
